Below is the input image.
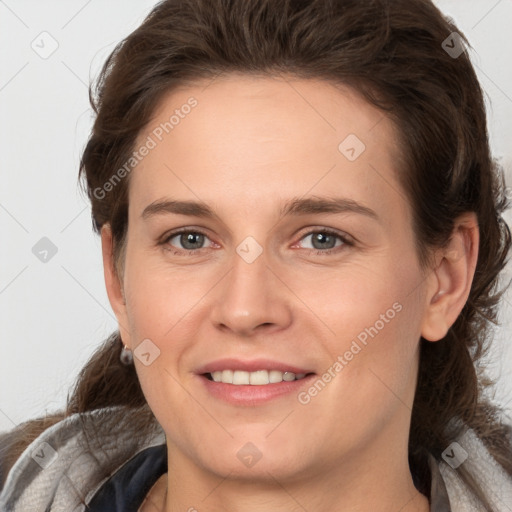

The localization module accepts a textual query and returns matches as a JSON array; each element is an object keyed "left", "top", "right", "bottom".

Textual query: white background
[{"left": 0, "top": 0, "right": 511, "bottom": 432}]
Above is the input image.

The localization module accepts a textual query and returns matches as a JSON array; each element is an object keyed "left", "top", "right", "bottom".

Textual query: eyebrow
[{"left": 141, "top": 196, "right": 379, "bottom": 222}]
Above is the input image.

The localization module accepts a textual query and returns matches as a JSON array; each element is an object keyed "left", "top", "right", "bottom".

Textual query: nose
[{"left": 209, "top": 244, "right": 293, "bottom": 338}]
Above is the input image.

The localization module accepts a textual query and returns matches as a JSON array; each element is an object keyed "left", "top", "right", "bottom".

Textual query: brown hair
[{"left": 3, "top": 0, "right": 512, "bottom": 509}]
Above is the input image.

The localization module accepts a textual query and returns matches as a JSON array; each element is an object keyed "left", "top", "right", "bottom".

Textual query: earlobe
[
  {"left": 420, "top": 212, "right": 479, "bottom": 342},
  {"left": 101, "top": 224, "right": 130, "bottom": 344}
]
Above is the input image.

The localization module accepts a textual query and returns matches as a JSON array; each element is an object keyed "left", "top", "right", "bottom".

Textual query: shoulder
[{"left": 0, "top": 405, "right": 164, "bottom": 512}]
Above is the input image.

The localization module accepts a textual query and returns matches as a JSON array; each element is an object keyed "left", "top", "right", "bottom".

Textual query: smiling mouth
[{"left": 203, "top": 369, "right": 315, "bottom": 385}]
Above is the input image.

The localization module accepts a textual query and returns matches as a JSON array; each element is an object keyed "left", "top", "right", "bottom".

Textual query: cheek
[
  {"left": 123, "top": 250, "right": 208, "bottom": 338},
  {"left": 310, "top": 255, "right": 424, "bottom": 402},
  {"left": 302, "top": 252, "right": 418, "bottom": 337},
  {"left": 301, "top": 295, "right": 422, "bottom": 447}
]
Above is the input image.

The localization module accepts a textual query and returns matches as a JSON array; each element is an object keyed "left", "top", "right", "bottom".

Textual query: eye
[
  {"left": 161, "top": 229, "right": 213, "bottom": 254},
  {"left": 296, "top": 229, "right": 353, "bottom": 255}
]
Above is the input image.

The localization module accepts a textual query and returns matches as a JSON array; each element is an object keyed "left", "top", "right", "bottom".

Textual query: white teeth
[
  {"left": 222, "top": 369, "right": 233, "bottom": 382},
  {"left": 208, "top": 369, "right": 308, "bottom": 385},
  {"left": 269, "top": 370, "right": 283, "bottom": 383},
  {"left": 233, "top": 370, "right": 250, "bottom": 385},
  {"left": 249, "top": 370, "right": 269, "bottom": 385}
]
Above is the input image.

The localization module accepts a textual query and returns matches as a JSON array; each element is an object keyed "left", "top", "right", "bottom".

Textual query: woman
[{"left": 1, "top": 0, "right": 511, "bottom": 510}]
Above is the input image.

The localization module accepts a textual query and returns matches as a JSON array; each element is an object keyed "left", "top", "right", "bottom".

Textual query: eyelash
[{"left": 159, "top": 228, "right": 354, "bottom": 256}]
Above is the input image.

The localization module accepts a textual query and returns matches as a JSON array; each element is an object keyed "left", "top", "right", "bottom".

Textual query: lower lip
[{"left": 197, "top": 374, "right": 316, "bottom": 405}]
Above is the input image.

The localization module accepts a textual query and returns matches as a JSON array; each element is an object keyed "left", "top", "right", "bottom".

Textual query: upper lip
[{"left": 196, "top": 358, "right": 314, "bottom": 375}]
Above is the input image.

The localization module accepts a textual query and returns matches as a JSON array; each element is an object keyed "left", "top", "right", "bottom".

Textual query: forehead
[{"left": 129, "top": 74, "right": 407, "bottom": 223}]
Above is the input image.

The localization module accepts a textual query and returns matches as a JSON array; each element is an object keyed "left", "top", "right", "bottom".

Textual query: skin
[{"left": 101, "top": 74, "right": 479, "bottom": 512}]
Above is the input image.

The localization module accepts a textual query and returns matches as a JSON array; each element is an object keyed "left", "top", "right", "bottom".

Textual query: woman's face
[{"left": 105, "top": 74, "right": 441, "bottom": 482}]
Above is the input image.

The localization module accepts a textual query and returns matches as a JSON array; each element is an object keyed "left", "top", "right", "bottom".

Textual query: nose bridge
[{"left": 209, "top": 237, "right": 292, "bottom": 335}]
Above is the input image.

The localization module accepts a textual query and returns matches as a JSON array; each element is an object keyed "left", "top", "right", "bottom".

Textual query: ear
[
  {"left": 101, "top": 224, "right": 131, "bottom": 348},
  {"left": 420, "top": 212, "right": 479, "bottom": 342}
]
